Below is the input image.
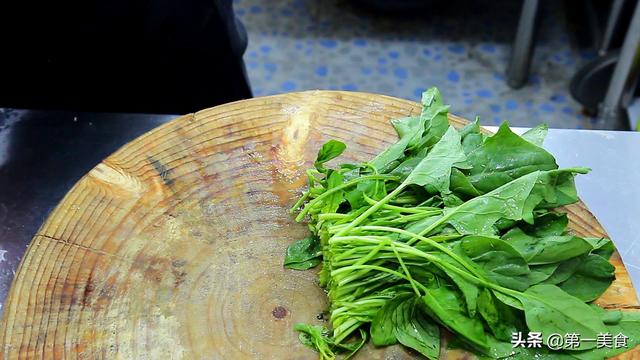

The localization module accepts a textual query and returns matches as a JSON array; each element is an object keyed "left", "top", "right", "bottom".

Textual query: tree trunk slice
[{"left": 0, "top": 91, "right": 637, "bottom": 359}]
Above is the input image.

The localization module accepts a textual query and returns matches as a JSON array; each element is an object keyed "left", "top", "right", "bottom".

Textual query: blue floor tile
[{"left": 235, "top": 0, "right": 594, "bottom": 128}]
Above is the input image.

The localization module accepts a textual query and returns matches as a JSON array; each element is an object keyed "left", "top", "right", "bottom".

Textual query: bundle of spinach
[{"left": 285, "top": 87, "right": 640, "bottom": 359}]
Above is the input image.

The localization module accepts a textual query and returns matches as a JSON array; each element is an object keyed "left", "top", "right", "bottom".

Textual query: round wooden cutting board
[{"left": 1, "top": 91, "right": 638, "bottom": 359}]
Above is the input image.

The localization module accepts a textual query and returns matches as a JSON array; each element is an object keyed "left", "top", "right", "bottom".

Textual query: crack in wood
[{"left": 36, "top": 234, "right": 133, "bottom": 264}]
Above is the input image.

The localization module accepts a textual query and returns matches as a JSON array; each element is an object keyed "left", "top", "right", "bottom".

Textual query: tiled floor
[{"left": 234, "top": 0, "right": 598, "bottom": 129}]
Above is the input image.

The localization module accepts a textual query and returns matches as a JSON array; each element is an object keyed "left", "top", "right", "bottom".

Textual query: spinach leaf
[
  {"left": 519, "top": 211, "right": 568, "bottom": 237},
  {"left": 404, "top": 126, "right": 466, "bottom": 194},
  {"left": 322, "top": 170, "right": 345, "bottom": 214},
  {"left": 371, "top": 116, "right": 422, "bottom": 173},
  {"left": 522, "top": 168, "right": 589, "bottom": 221},
  {"left": 403, "top": 214, "right": 445, "bottom": 238},
  {"left": 601, "top": 309, "right": 623, "bottom": 325},
  {"left": 542, "top": 256, "right": 585, "bottom": 285},
  {"left": 585, "top": 237, "right": 615, "bottom": 259},
  {"left": 418, "top": 87, "right": 450, "bottom": 147},
  {"left": 480, "top": 336, "right": 576, "bottom": 360},
  {"left": 460, "top": 235, "right": 532, "bottom": 291},
  {"left": 372, "top": 87, "right": 450, "bottom": 174},
  {"left": 429, "top": 250, "right": 480, "bottom": 315},
  {"left": 477, "top": 288, "right": 523, "bottom": 341},
  {"left": 393, "top": 297, "right": 440, "bottom": 359},
  {"left": 466, "top": 122, "right": 558, "bottom": 194},
  {"left": 295, "top": 323, "right": 367, "bottom": 360},
  {"left": 392, "top": 116, "right": 423, "bottom": 146},
  {"left": 494, "top": 217, "right": 518, "bottom": 232},
  {"left": 450, "top": 168, "right": 482, "bottom": 198},
  {"left": 295, "top": 323, "right": 335, "bottom": 359},
  {"left": 493, "top": 291, "right": 525, "bottom": 310},
  {"left": 570, "top": 310, "right": 640, "bottom": 359},
  {"left": 284, "top": 236, "right": 322, "bottom": 270},
  {"left": 521, "top": 123, "right": 549, "bottom": 146},
  {"left": 443, "top": 193, "right": 464, "bottom": 207},
  {"left": 503, "top": 228, "right": 594, "bottom": 265},
  {"left": 370, "top": 293, "right": 412, "bottom": 346},
  {"left": 314, "top": 140, "right": 346, "bottom": 172},
  {"left": 345, "top": 173, "right": 386, "bottom": 209},
  {"left": 389, "top": 155, "right": 424, "bottom": 180},
  {"left": 459, "top": 118, "right": 481, "bottom": 138},
  {"left": 515, "top": 284, "right": 607, "bottom": 351},
  {"left": 462, "top": 132, "right": 485, "bottom": 155},
  {"left": 421, "top": 283, "right": 489, "bottom": 352},
  {"left": 524, "top": 263, "right": 559, "bottom": 285},
  {"left": 558, "top": 254, "right": 615, "bottom": 302},
  {"left": 439, "top": 170, "right": 540, "bottom": 236}
]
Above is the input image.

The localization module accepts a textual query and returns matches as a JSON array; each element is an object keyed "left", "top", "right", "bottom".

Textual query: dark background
[{"left": 0, "top": 0, "right": 251, "bottom": 114}]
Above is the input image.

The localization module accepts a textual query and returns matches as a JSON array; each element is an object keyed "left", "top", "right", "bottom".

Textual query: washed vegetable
[{"left": 285, "top": 87, "right": 638, "bottom": 359}]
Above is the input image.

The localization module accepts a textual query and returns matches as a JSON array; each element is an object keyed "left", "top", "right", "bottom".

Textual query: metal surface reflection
[{"left": 0, "top": 109, "right": 176, "bottom": 314}]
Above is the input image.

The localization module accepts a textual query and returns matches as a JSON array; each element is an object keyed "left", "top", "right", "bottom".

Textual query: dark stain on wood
[
  {"left": 81, "top": 274, "right": 95, "bottom": 307},
  {"left": 272, "top": 306, "right": 288, "bottom": 319},
  {"left": 148, "top": 156, "right": 174, "bottom": 187},
  {"left": 172, "top": 259, "right": 187, "bottom": 267}
]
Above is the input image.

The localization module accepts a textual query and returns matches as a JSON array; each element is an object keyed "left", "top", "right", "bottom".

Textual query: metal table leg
[
  {"left": 597, "top": 0, "right": 640, "bottom": 129},
  {"left": 599, "top": 0, "right": 625, "bottom": 55},
  {"left": 506, "top": 0, "right": 541, "bottom": 89}
]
